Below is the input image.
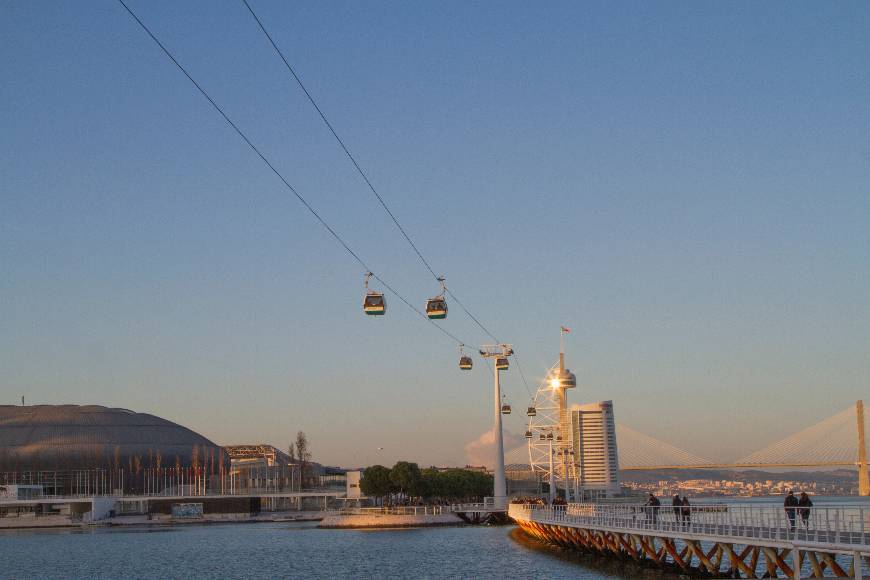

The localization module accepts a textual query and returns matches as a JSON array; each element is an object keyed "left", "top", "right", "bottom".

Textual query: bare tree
[{"left": 295, "top": 431, "right": 311, "bottom": 488}]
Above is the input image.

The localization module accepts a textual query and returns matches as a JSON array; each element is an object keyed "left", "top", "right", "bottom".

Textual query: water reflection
[{"left": 508, "top": 527, "right": 685, "bottom": 579}]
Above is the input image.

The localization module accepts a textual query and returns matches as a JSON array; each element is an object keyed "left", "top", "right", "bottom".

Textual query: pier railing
[
  {"left": 334, "top": 503, "right": 499, "bottom": 516},
  {"left": 510, "top": 502, "right": 870, "bottom": 550},
  {"left": 335, "top": 506, "right": 453, "bottom": 516}
]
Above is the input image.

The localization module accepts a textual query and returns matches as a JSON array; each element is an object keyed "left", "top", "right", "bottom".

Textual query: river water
[
  {"left": 0, "top": 521, "right": 675, "bottom": 579},
  {"left": 4, "top": 497, "right": 869, "bottom": 579}
]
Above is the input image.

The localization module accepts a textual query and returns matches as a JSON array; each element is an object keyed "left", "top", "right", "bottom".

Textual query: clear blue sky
[{"left": 2, "top": 1, "right": 868, "bottom": 467}]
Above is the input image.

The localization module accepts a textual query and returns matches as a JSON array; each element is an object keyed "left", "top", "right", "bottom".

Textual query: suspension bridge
[{"left": 616, "top": 401, "right": 870, "bottom": 495}]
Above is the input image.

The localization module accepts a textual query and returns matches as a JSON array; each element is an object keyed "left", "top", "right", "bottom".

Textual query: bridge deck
[
  {"left": 551, "top": 512, "right": 869, "bottom": 549},
  {"left": 514, "top": 503, "right": 870, "bottom": 549},
  {"left": 510, "top": 503, "right": 870, "bottom": 578}
]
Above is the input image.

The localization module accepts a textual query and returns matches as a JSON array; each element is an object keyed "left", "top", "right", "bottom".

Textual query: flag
[{"left": 561, "top": 326, "right": 570, "bottom": 333}]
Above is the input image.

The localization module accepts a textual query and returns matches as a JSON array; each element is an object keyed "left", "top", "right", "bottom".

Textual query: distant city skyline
[{"left": 2, "top": 1, "right": 868, "bottom": 468}]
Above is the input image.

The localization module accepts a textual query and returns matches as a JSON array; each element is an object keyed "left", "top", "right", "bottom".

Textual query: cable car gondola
[
  {"left": 362, "top": 272, "right": 386, "bottom": 315},
  {"left": 526, "top": 406, "right": 536, "bottom": 417},
  {"left": 458, "top": 344, "right": 473, "bottom": 370},
  {"left": 426, "top": 276, "right": 448, "bottom": 319},
  {"left": 501, "top": 404, "right": 512, "bottom": 415},
  {"left": 495, "top": 357, "right": 509, "bottom": 370}
]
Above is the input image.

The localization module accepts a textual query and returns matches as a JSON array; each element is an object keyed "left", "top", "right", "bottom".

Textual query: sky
[{"left": 2, "top": 1, "right": 868, "bottom": 468}]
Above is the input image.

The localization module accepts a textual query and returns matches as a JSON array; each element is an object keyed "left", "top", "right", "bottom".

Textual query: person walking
[
  {"left": 672, "top": 494, "right": 682, "bottom": 527},
  {"left": 681, "top": 496, "right": 691, "bottom": 529},
  {"left": 784, "top": 490, "right": 799, "bottom": 531},
  {"left": 798, "top": 492, "right": 813, "bottom": 529},
  {"left": 646, "top": 493, "right": 661, "bottom": 525}
]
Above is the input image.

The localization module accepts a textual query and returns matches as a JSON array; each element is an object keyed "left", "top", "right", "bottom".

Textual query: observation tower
[{"left": 527, "top": 328, "right": 578, "bottom": 502}]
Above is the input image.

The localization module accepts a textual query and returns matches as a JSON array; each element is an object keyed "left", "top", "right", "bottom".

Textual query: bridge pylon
[{"left": 857, "top": 400, "right": 869, "bottom": 496}]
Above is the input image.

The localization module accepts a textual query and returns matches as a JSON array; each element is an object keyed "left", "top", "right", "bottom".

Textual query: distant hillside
[{"left": 619, "top": 468, "right": 857, "bottom": 484}]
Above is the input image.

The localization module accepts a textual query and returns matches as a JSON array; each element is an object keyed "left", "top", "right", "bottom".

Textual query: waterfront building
[
  {"left": 345, "top": 470, "right": 362, "bottom": 499},
  {"left": 0, "top": 404, "right": 226, "bottom": 496},
  {"left": 570, "top": 400, "right": 620, "bottom": 496},
  {"left": 224, "top": 444, "right": 292, "bottom": 470},
  {"left": 0, "top": 405, "right": 342, "bottom": 524}
]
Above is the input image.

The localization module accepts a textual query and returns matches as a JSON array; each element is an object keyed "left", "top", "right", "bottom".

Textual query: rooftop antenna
[
  {"left": 560, "top": 326, "right": 570, "bottom": 373},
  {"left": 21, "top": 395, "right": 25, "bottom": 406}
]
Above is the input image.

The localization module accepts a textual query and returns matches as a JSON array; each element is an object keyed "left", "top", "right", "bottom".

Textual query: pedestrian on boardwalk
[
  {"left": 798, "top": 492, "right": 813, "bottom": 529},
  {"left": 784, "top": 490, "right": 798, "bottom": 531},
  {"left": 681, "top": 496, "right": 691, "bottom": 529},
  {"left": 646, "top": 493, "right": 661, "bottom": 525},
  {"left": 672, "top": 494, "right": 681, "bottom": 526}
]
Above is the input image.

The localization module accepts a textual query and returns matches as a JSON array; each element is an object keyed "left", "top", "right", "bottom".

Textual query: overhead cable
[
  {"left": 116, "top": 0, "right": 470, "bottom": 348},
  {"left": 240, "top": 0, "right": 506, "bottom": 348}
]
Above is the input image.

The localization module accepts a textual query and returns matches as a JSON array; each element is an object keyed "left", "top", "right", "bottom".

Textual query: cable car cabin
[
  {"left": 501, "top": 404, "right": 512, "bottom": 415},
  {"left": 495, "top": 357, "right": 509, "bottom": 370},
  {"left": 524, "top": 430, "right": 533, "bottom": 439},
  {"left": 363, "top": 293, "right": 386, "bottom": 315},
  {"left": 458, "top": 355, "right": 473, "bottom": 370},
  {"left": 526, "top": 406, "right": 536, "bottom": 417},
  {"left": 425, "top": 298, "right": 447, "bottom": 319}
]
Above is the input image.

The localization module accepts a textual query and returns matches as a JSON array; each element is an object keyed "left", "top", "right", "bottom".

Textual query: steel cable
[
  {"left": 116, "top": 0, "right": 472, "bottom": 349},
  {"left": 240, "top": 0, "right": 509, "bottom": 350}
]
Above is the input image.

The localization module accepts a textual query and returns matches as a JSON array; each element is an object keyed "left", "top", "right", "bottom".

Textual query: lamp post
[
  {"left": 560, "top": 448, "right": 572, "bottom": 501},
  {"left": 547, "top": 432, "right": 556, "bottom": 504}
]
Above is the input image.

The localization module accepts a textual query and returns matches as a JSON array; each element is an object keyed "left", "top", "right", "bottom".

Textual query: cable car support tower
[{"left": 479, "top": 344, "right": 513, "bottom": 509}]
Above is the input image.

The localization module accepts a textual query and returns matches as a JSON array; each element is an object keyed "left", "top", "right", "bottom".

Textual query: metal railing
[
  {"left": 335, "top": 506, "right": 451, "bottom": 516},
  {"left": 0, "top": 467, "right": 342, "bottom": 499},
  {"left": 509, "top": 502, "right": 870, "bottom": 550},
  {"left": 333, "top": 503, "right": 496, "bottom": 516}
]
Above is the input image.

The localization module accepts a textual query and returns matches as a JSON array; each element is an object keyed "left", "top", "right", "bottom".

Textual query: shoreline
[
  {"left": 318, "top": 512, "right": 466, "bottom": 529},
  {"left": 0, "top": 512, "right": 325, "bottom": 531}
]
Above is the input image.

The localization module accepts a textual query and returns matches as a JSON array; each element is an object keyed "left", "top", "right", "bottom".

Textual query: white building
[
  {"left": 571, "top": 400, "right": 620, "bottom": 495},
  {"left": 345, "top": 470, "right": 362, "bottom": 499}
]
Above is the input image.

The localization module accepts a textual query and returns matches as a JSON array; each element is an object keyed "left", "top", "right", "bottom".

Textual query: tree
[
  {"left": 360, "top": 464, "right": 393, "bottom": 498},
  {"left": 418, "top": 468, "right": 494, "bottom": 502},
  {"left": 295, "top": 431, "right": 312, "bottom": 488},
  {"left": 420, "top": 467, "right": 441, "bottom": 498},
  {"left": 389, "top": 461, "right": 422, "bottom": 496},
  {"left": 287, "top": 442, "right": 296, "bottom": 463}
]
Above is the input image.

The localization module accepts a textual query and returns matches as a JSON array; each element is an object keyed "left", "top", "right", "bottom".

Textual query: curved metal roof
[{"left": 0, "top": 405, "right": 224, "bottom": 470}]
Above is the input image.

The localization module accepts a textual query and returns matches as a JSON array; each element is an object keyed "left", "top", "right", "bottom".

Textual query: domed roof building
[{"left": 0, "top": 405, "right": 225, "bottom": 472}]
